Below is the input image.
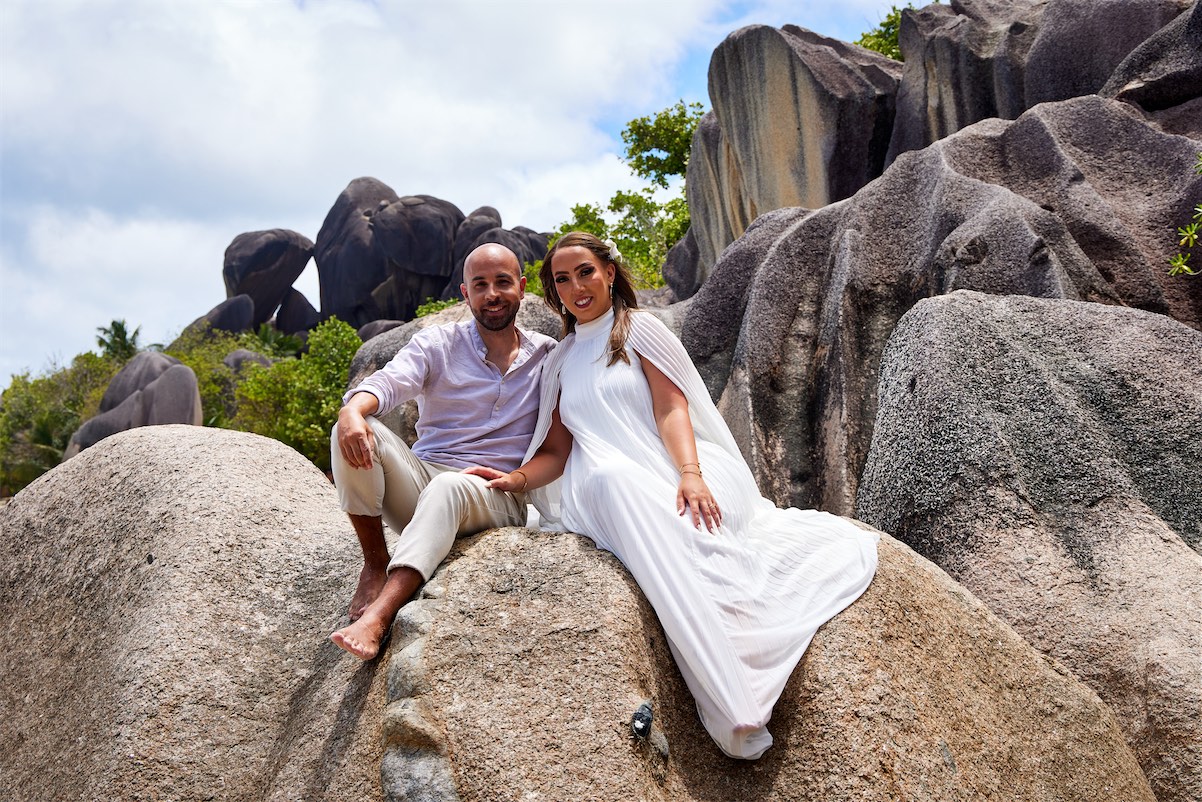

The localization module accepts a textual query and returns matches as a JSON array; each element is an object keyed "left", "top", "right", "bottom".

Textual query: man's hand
[
  {"left": 337, "top": 404, "right": 377, "bottom": 469},
  {"left": 462, "top": 465, "right": 524, "bottom": 492}
]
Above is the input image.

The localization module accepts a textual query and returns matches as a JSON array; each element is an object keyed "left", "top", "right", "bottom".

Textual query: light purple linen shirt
[{"left": 344, "top": 319, "right": 556, "bottom": 472}]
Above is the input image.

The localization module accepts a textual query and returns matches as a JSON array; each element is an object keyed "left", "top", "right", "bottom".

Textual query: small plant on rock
[{"left": 1168, "top": 152, "right": 1202, "bottom": 277}]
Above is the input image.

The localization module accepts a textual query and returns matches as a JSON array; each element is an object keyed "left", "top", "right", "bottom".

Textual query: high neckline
[{"left": 574, "top": 306, "right": 615, "bottom": 342}]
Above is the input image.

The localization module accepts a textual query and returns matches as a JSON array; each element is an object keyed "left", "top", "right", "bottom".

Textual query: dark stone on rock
[
  {"left": 177, "top": 294, "right": 256, "bottom": 342},
  {"left": 887, "top": 0, "right": 1187, "bottom": 164},
  {"left": 1102, "top": 0, "right": 1202, "bottom": 116},
  {"left": 856, "top": 291, "right": 1202, "bottom": 802},
  {"left": 451, "top": 209, "right": 504, "bottom": 280},
  {"left": 314, "top": 177, "right": 400, "bottom": 328},
  {"left": 275, "top": 287, "right": 321, "bottom": 336},
  {"left": 691, "top": 25, "right": 901, "bottom": 275},
  {"left": 66, "top": 365, "right": 203, "bottom": 456},
  {"left": 683, "top": 95, "right": 1201, "bottom": 517},
  {"left": 222, "top": 229, "right": 314, "bottom": 328},
  {"left": 357, "top": 320, "right": 404, "bottom": 343},
  {"left": 371, "top": 194, "right": 464, "bottom": 292},
  {"left": 662, "top": 226, "right": 702, "bottom": 300},
  {"left": 222, "top": 349, "right": 271, "bottom": 373},
  {"left": 443, "top": 227, "right": 549, "bottom": 300},
  {"left": 99, "top": 351, "right": 181, "bottom": 413}
]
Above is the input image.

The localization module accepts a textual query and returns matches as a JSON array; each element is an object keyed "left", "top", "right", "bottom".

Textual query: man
[{"left": 329, "top": 242, "right": 555, "bottom": 660}]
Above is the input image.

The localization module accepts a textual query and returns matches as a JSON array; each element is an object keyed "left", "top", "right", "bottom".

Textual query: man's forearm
[{"left": 342, "top": 391, "right": 380, "bottom": 419}]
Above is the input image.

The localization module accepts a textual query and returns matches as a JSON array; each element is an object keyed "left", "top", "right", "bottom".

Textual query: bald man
[{"left": 330, "top": 243, "right": 555, "bottom": 659}]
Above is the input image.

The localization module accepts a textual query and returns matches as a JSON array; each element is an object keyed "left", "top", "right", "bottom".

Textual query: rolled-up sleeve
[{"left": 342, "top": 334, "right": 431, "bottom": 415}]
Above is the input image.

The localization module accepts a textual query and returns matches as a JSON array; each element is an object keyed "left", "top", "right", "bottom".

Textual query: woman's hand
[
  {"left": 677, "top": 473, "right": 722, "bottom": 532},
  {"left": 462, "top": 465, "right": 528, "bottom": 493}
]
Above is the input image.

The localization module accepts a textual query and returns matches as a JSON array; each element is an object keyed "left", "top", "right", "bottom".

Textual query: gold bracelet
[
  {"left": 679, "top": 461, "right": 700, "bottom": 471},
  {"left": 512, "top": 469, "right": 529, "bottom": 492},
  {"left": 680, "top": 469, "right": 702, "bottom": 478}
]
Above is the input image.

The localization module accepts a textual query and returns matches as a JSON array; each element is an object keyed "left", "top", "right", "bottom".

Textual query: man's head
[{"left": 461, "top": 243, "right": 525, "bottom": 332}]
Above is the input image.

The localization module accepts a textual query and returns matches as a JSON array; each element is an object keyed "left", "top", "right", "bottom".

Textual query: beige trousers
[{"left": 330, "top": 417, "right": 526, "bottom": 580}]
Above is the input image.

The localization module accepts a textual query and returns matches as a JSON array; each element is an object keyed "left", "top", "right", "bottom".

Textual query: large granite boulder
[
  {"left": 380, "top": 524, "right": 1152, "bottom": 800},
  {"left": 442, "top": 223, "right": 550, "bottom": 300},
  {"left": 0, "top": 426, "right": 387, "bottom": 801},
  {"left": 314, "top": 177, "right": 401, "bottom": 328},
  {"left": 98, "top": 351, "right": 181, "bottom": 413},
  {"left": 178, "top": 294, "right": 256, "bottom": 341},
  {"left": 275, "top": 286, "right": 321, "bottom": 336},
  {"left": 65, "top": 364, "right": 203, "bottom": 457},
  {"left": 369, "top": 194, "right": 465, "bottom": 320},
  {"left": 222, "top": 229, "right": 314, "bottom": 329},
  {"left": 662, "top": 225, "right": 702, "bottom": 299},
  {"left": 1102, "top": 0, "right": 1202, "bottom": 136},
  {"left": 886, "top": 0, "right": 1187, "bottom": 163},
  {"left": 857, "top": 291, "right": 1202, "bottom": 802},
  {"left": 689, "top": 25, "right": 902, "bottom": 274},
  {"left": 682, "top": 94, "right": 1201, "bottom": 517}
]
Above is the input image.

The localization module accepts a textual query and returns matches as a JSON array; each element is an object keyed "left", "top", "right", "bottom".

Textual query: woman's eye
[
  {"left": 554, "top": 275, "right": 567, "bottom": 283},
  {"left": 581, "top": 267, "right": 593, "bottom": 276}
]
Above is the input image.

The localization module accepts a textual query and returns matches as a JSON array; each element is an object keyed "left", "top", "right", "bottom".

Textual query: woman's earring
[
  {"left": 560, "top": 302, "right": 568, "bottom": 315},
  {"left": 609, "top": 283, "right": 615, "bottom": 296}
]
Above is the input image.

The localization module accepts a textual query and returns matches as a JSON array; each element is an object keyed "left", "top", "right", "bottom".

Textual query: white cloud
[{"left": 1, "top": 0, "right": 902, "bottom": 383}]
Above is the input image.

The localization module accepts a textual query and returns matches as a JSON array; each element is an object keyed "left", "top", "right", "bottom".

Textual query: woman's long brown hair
[{"left": 540, "top": 232, "right": 639, "bottom": 366}]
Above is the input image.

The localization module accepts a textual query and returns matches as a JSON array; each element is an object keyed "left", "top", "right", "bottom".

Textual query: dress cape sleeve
[{"left": 523, "top": 335, "right": 572, "bottom": 529}]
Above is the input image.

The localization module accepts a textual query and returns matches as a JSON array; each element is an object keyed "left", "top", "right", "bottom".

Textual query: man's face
[{"left": 461, "top": 253, "right": 525, "bottom": 332}]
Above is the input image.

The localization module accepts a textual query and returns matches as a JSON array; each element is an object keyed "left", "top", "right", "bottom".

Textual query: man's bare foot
[
  {"left": 330, "top": 608, "right": 393, "bottom": 661},
  {"left": 348, "top": 564, "right": 387, "bottom": 621}
]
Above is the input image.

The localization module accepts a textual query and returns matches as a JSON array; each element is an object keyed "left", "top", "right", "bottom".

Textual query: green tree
[
  {"left": 232, "top": 317, "right": 360, "bottom": 472},
  {"left": 96, "top": 319, "right": 141, "bottom": 363},
  {"left": 164, "top": 324, "right": 243, "bottom": 427},
  {"left": 855, "top": 3, "right": 939, "bottom": 61},
  {"left": 0, "top": 351, "right": 120, "bottom": 494},
  {"left": 621, "top": 101, "right": 706, "bottom": 189}
]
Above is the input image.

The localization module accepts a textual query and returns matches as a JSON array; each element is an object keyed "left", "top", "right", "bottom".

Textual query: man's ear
[
  {"left": 460, "top": 283, "right": 469, "bottom": 301},
  {"left": 518, "top": 274, "right": 527, "bottom": 294}
]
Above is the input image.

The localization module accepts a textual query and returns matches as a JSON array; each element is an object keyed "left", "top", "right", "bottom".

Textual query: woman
[{"left": 468, "top": 232, "right": 878, "bottom": 759}]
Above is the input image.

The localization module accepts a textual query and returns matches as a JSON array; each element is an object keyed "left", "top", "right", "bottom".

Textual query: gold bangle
[
  {"left": 679, "top": 461, "right": 700, "bottom": 471},
  {"left": 512, "top": 469, "right": 529, "bottom": 492},
  {"left": 680, "top": 469, "right": 702, "bottom": 478}
]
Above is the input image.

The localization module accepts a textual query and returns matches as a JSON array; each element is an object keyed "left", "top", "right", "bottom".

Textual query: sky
[{"left": 0, "top": 0, "right": 901, "bottom": 384}]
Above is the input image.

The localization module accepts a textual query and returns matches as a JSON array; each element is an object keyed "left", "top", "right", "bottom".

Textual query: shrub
[{"left": 232, "top": 317, "right": 360, "bottom": 472}]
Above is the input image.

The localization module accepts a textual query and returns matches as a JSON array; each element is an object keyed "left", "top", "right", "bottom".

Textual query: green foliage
[
  {"left": 1168, "top": 152, "right": 1202, "bottom": 277},
  {"left": 855, "top": 3, "right": 937, "bottom": 61},
  {"left": 96, "top": 319, "right": 141, "bottom": 363},
  {"left": 248, "top": 323, "right": 304, "bottom": 358},
  {"left": 232, "top": 318, "right": 360, "bottom": 472},
  {"left": 0, "top": 351, "right": 119, "bottom": 495},
  {"left": 621, "top": 101, "right": 706, "bottom": 189},
  {"left": 523, "top": 260, "right": 544, "bottom": 297},
  {"left": 164, "top": 325, "right": 243, "bottom": 427},
  {"left": 415, "top": 297, "right": 462, "bottom": 318}
]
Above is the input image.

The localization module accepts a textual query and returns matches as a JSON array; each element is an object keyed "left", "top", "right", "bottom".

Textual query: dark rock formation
[
  {"left": 356, "top": 319, "right": 404, "bottom": 342},
  {"left": 689, "top": 25, "right": 902, "bottom": 273},
  {"left": 65, "top": 364, "right": 202, "bottom": 457},
  {"left": 369, "top": 194, "right": 464, "bottom": 320},
  {"left": 443, "top": 220, "right": 549, "bottom": 299},
  {"left": 275, "top": 287, "right": 321, "bottom": 335},
  {"left": 887, "top": 0, "right": 1187, "bottom": 163},
  {"left": 98, "top": 351, "right": 180, "bottom": 413},
  {"left": 662, "top": 225, "right": 702, "bottom": 299},
  {"left": 0, "top": 427, "right": 386, "bottom": 801},
  {"left": 314, "top": 177, "right": 400, "bottom": 328},
  {"left": 682, "top": 94, "right": 1201, "bottom": 516},
  {"left": 179, "top": 294, "right": 256, "bottom": 340},
  {"left": 857, "top": 291, "right": 1202, "bottom": 802},
  {"left": 1102, "top": 0, "right": 1202, "bottom": 136},
  {"left": 382, "top": 524, "right": 1152, "bottom": 800},
  {"left": 222, "top": 229, "right": 313, "bottom": 329},
  {"left": 222, "top": 348, "right": 271, "bottom": 373}
]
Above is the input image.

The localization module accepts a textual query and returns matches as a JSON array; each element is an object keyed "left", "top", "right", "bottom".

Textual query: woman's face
[{"left": 550, "top": 245, "right": 616, "bottom": 324}]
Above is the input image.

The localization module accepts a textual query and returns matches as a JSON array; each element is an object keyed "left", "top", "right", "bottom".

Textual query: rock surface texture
[
  {"left": 381, "top": 525, "right": 1153, "bottom": 801},
  {"left": 682, "top": 94, "right": 1202, "bottom": 517},
  {"left": 0, "top": 426, "right": 387, "bottom": 802},
  {"left": 222, "top": 229, "right": 315, "bottom": 329},
  {"left": 856, "top": 291, "right": 1202, "bottom": 802},
  {"left": 688, "top": 25, "right": 902, "bottom": 279}
]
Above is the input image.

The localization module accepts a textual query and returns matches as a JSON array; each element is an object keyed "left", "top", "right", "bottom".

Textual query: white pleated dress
[{"left": 526, "top": 308, "right": 878, "bottom": 759}]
